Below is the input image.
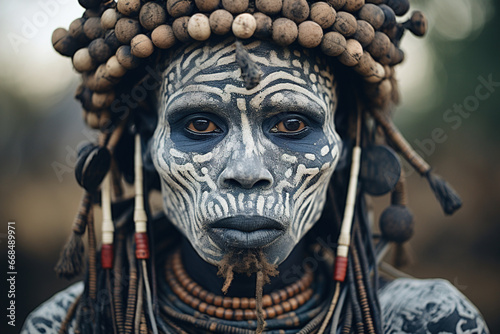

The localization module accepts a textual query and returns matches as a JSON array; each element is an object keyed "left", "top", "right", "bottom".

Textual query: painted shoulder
[
  {"left": 379, "top": 278, "right": 489, "bottom": 334},
  {"left": 21, "top": 282, "right": 83, "bottom": 334}
]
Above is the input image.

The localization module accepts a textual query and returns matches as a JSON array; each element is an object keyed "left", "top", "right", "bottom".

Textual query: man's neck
[{"left": 180, "top": 238, "right": 307, "bottom": 297}]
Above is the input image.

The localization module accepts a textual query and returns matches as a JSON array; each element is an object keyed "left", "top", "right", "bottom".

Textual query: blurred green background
[{"left": 0, "top": 0, "right": 499, "bottom": 333}]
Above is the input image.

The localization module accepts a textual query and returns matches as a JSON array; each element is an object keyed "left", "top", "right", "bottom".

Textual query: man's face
[{"left": 152, "top": 39, "right": 342, "bottom": 266}]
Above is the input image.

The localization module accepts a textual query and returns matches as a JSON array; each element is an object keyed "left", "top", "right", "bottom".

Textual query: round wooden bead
[
  {"left": 253, "top": 12, "right": 272, "bottom": 39},
  {"left": 358, "top": 4, "right": 384, "bottom": 30},
  {"left": 117, "top": 0, "right": 141, "bottom": 16},
  {"left": 131, "top": 34, "right": 154, "bottom": 58},
  {"left": 327, "top": 0, "right": 347, "bottom": 10},
  {"left": 272, "top": 18, "right": 298, "bottom": 46},
  {"left": 209, "top": 9, "right": 233, "bottom": 35},
  {"left": 152, "top": 25, "right": 176, "bottom": 49},
  {"left": 188, "top": 13, "right": 211, "bottom": 40},
  {"left": 255, "top": 0, "right": 282, "bottom": 15},
  {"left": 93, "top": 64, "right": 116, "bottom": 92},
  {"left": 282, "top": 0, "right": 309, "bottom": 24},
  {"left": 78, "top": 0, "right": 101, "bottom": 10},
  {"left": 353, "top": 20, "right": 374, "bottom": 47},
  {"left": 222, "top": 0, "right": 248, "bottom": 14},
  {"left": 298, "top": 21, "right": 323, "bottom": 48},
  {"left": 232, "top": 13, "right": 256, "bottom": 39},
  {"left": 106, "top": 56, "right": 127, "bottom": 77},
  {"left": 321, "top": 31, "right": 346, "bottom": 56},
  {"left": 386, "top": 0, "right": 409, "bottom": 16},
  {"left": 407, "top": 11, "right": 427, "bottom": 37},
  {"left": 172, "top": 16, "right": 192, "bottom": 42},
  {"left": 366, "top": 31, "right": 390, "bottom": 59},
  {"left": 88, "top": 38, "right": 113, "bottom": 63},
  {"left": 353, "top": 50, "right": 375, "bottom": 76},
  {"left": 380, "top": 4, "right": 396, "bottom": 29},
  {"left": 85, "top": 111, "right": 100, "bottom": 129},
  {"left": 310, "top": 2, "right": 336, "bottom": 29},
  {"left": 333, "top": 12, "right": 357, "bottom": 37},
  {"left": 140, "top": 2, "right": 167, "bottom": 31},
  {"left": 101, "top": 9, "right": 120, "bottom": 30},
  {"left": 104, "top": 30, "right": 121, "bottom": 53},
  {"left": 52, "top": 28, "right": 79, "bottom": 57},
  {"left": 364, "top": 61, "right": 385, "bottom": 83},
  {"left": 115, "top": 18, "right": 142, "bottom": 44},
  {"left": 379, "top": 205, "right": 414, "bottom": 243},
  {"left": 167, "top": 0, "right": 194, "bottom": 17},
  {"left": 359, "top": 144, "right": 401, "bottom": 195},
  {"left": 69, "top": 18, "right": 88, "bottom": 43},
  {"left": 337, "top": 39, "right": 362, "bottom": 66},
  {"left": 83, "top": 8, "right": 101, "bottom": 18},
  {"left": 84, "top": 17, "right": 104, "bottom": 40},
  {"left": 92, "top": 91, "right": 115, "bottom": 109},
  {"left": 195, "top": 0, "right": 220, "bottom": 12},
  {"left": 73, "top": 48, "right": 96, "bottom": 72},
  {"left": 342, "top": 0, "right": 364, "bottom": 12},
  {"left": 116, "top": 45, "right": 141, "bottom": 69}
]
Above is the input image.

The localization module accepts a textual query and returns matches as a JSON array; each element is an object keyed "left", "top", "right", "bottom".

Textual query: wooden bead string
[
  {"left": 52, "top": 0, "right": 428, "bottom": 129},
  {"left": 165, "top": 250, "right": 315, "bottom": 321}
]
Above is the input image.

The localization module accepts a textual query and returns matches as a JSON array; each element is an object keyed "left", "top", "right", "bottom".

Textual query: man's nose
[{"left": 218, "top": 154, "right": 273, "bottom": 190}]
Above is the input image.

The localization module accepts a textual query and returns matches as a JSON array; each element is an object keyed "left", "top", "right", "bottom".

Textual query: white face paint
[{"left": 152, "top": 39, "right": 342, "bottom": 266}]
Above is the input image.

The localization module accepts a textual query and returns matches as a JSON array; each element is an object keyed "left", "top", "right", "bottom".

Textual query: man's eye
[
  {"left": 271, "top": 118, "right": 307, "bottom": 133},
  {"left": 186, "top": 119, "right": 221, "bottom": 133}
]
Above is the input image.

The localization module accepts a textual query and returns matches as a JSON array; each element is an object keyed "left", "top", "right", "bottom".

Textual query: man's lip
[{"left": 208, "top": 216, "right": 285, "bottom": 249}]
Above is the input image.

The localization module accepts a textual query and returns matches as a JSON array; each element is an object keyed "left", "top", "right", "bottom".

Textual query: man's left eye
[
  {"left": 186, "top": 118, "right": 221, "bottom": 133},
  {"left": 270, "top": 118, "right": 307, "bottom": 133}
]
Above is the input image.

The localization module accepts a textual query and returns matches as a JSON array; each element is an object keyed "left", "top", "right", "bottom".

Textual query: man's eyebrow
[
  {"left": 164, "top": 92, "right": 226, "bottom": 120},
  {"left": 260, "top": 90, "right": 327, "bottom": 122}
]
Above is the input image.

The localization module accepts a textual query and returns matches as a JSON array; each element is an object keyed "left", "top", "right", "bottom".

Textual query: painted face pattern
[{"left": 151, "top": 38, "right": 342, "bottom": 266}]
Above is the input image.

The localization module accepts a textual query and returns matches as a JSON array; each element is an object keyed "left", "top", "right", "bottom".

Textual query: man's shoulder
[
  {"left": 379, "top": 277, "right": 489, "bottom": 334},
  {"left": 21, "top": 282, "right": 83, "bottom": 334}
]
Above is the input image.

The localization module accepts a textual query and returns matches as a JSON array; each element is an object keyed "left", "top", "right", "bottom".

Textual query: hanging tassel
[
  {"left": 370, "top": 108, "right": 462, "bottom": 215},
  {"left": 101, "top": 172, "right": 115, "bottom": 269},
  {"left": 55, "top": 191, "right": 92, "bottom": 279}
]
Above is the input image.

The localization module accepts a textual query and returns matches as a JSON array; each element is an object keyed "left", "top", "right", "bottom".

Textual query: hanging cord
[
  {"left": 124, "top": 234, "right": 138, "bottom": 334},
  {"left": 318, "top": 108, "right": 363, "bottom": 334},
  {"left": 134, "top": 133, "right": 158, "bottom": 334}
]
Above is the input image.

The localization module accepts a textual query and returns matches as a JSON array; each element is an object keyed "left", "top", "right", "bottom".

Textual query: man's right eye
[{"left": 186, "top": 118, "right": 222, "bottom": 134}]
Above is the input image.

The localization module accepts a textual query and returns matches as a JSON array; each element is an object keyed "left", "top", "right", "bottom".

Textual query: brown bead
[
  {"left": 407, "top": 11, "right": 427, "bottom": 37},
  {"left": 274, "top": 304, "right": 284, "bottom": 316},
  {"left": 213, "top": 296, "right": 223, "bottom": 306},
  {"left": 353, "top": 20, "right": 374, "bottom": 47},
  {"left": 363, "top": 61, "right": 385, "bottom": 83},
  {"left": 104, "top": 30, "right": 121, "bottom": 53},
  {"left": 249, "top": 298, "right": 256, "bottom": 309},
  {"left": 279, "top": 290, "right": 288, "bottom": 301},
  {"left": 286, "top": 286, "right": 294, "bottom": 298},
  {"left": 152, "top": 25, "right": 176, "bottom": 49},
  {"left": 386, "top": 0, "right": 409, "bottom": 16},
  {"left": 244, "top": 309, "right": 254, "bottom": 319},
  {"left": 206, "top": 305, "right": 216, "bottom": 316},
  {"left": 366, "top": 31, "right": 390, "bottom": 59},
  {"left": 167, "top": 0, "right": 194, "bottom": 17},
  {"left": 73, "top": 48, "right": 96, "bottom": 73},
  {"left": 282, "top": 300, "right": 292, "bottom": 311},
  {"left": 255, "top": 0, "right": 282, "bottom": 15},
  {"left": 232, "top": 297, "right": 240, "bottom": 308},
  {"left": 358, "top": 4, "right": 384, "bottom": 30},
  {"left": 205, "top": 292, "right": 215, "bottom": 304},
  {"left": 321, "top": 31, "right": 346, "bottom": 56},
  {"left": 298, "top": 21, "right": 323, "bottom": 48},
  {"left": 172, "top": 16, "right": 192, "bottom": 42},
  {"left": 191, "top": 285, "right": 202, "bottom": 297},
  {"left": 101, "top": 9, "right": 121, "bottom": 30},
  {"left": 333, "top": 11, "right": 357, "bottom": 37},
  {"left": 116, "top": 45, "right": 141, "bottom": 69},
  {"left": 253, "top": 12, "right": 272, "bottom": 39},
  {"left": 289, "top": 297, "right": 299, "bottom": 309},
  {"left": 232, "top": 13, "right": 256, "bottom": 39},
  {"left": 131, "top": 34, "right": 154, "bottom": 58},
  {"left": 199, "top": 302, "right": 208, "bottom": 313},
  {"left": 234, "top": 309, "right": 244, "bottom": 320},
  {"left": 139, "top": 2, "right": 167, "bottom": 31},
  {"left": 117, "top": 0, "right": 141, "bottom": 16},
  {"left": 85, "top": 111, "right": 100, "bottom": 129},
  {"left": 88, "top": 38, "right": 112, "bottom": 64},
  {"left": 195, "top": 0, "right": 220, "bottom": 12},
  {"left": 106, "top": 56, "right": 126, "bottom": 78},
  {"left": 222, "top": 0, "right": 248, "bottom": 14},
  {"left": 209, "top": 9, "right": 233, "bottom": 35},
  {"left": 52, "top": 28, "right": 79, "bottom": 57},
  {"left": 69, "top": 18, "right": 88, "bottom": 43},
  {"left": 215, "top": 306, "right": 225, "bottom": 318},
  {"left": 282, "top": 0, "right": 309, "bottom": 24},
  {"left": 115, "top": 18, "right": 141, "bottom": 44},
  {"left": 296, "top": 292, "right": 306, "bottom": 305},
  {"left": 198, "top": 289, "right": 208, "bottom": 300},
  {"left": 184, "top": 294, "right": 195, "bottom": 305},
  {"left": 272, "top": 18, "right": 298, "bottom": 46},
  {"left": 93, "top": 64, "right": 116, "bottom": 92},
  {"left": 240, "top": 297, "right": 249, "bottom": 309},
  {"left": 327, "top": 0, "right": 347, "bottom": 10},
  {"left": 270, "top": 292, "right": 280, "bottom": 304},
  {"left": 224, "top": 309, "right": 233, "bottom": 320},
  {"left": 266, "top": 307, "right": 276, "bottom": 318},
  {"left": 353, "top": 51, "right": 374, "bottom": 76},
  {"left": 262, "top": 295, "right": 272, "bottom": 308},
  {"left": 342, "top": 0, "right": 365, "bottom": 12},
  {"left": 310, "top": 2, "right": 336, "bottom": 29},
  {"left": 188, "top": 13, "right": 211, "bottom": 40},
  {"left": 338, "top": 38, "right": 362, "bottom": 66},
  {"left": 222, "top": 297, "right": 232, "bottom": 308},
  {"left": 83, "top": 17, "right": 104, "bottom": 40}
]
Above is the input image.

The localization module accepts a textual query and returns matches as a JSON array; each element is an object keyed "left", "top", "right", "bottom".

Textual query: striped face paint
[{"left": 152, "top": 38, "right": 342, "bottom": 266}]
